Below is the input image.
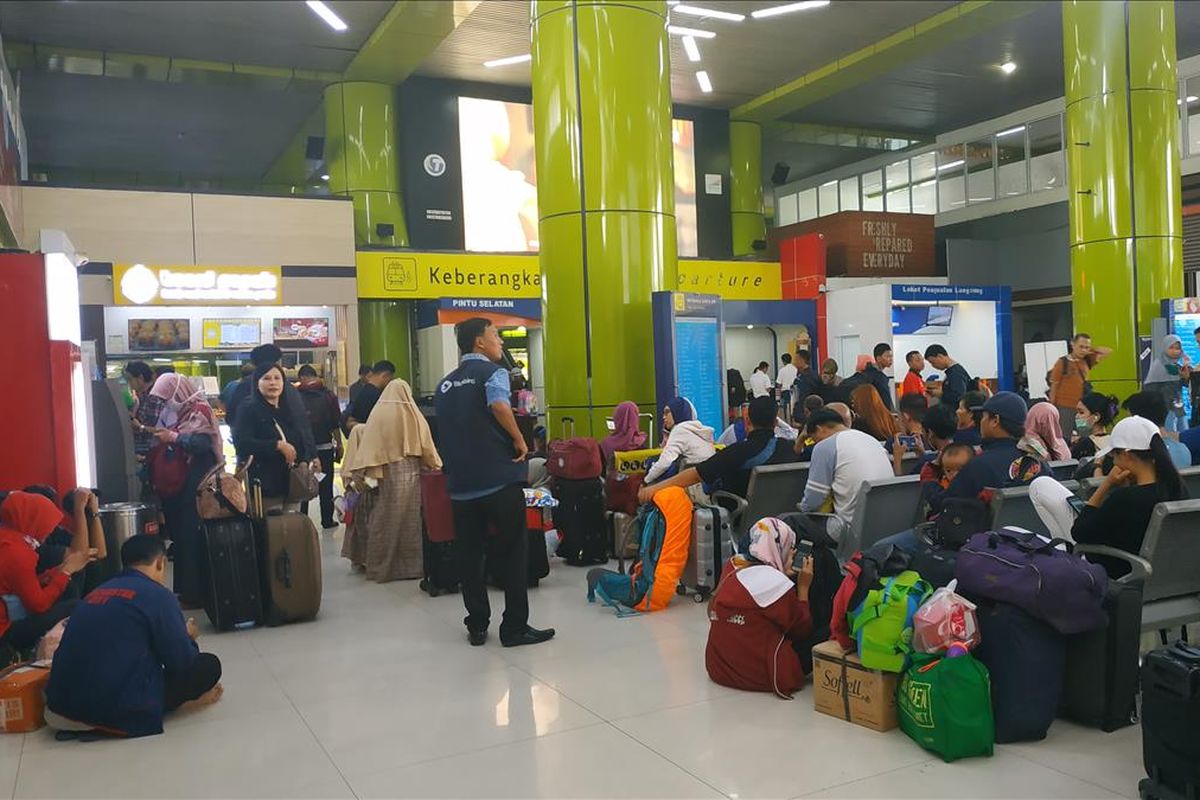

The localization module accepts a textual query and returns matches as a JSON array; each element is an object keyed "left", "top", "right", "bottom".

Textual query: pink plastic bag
[
  {"left": 35, "top": 619, "right": 67, "bottom": 663},
  {"left": 912, "top": 580, "right": 980, "bottom": 654}
]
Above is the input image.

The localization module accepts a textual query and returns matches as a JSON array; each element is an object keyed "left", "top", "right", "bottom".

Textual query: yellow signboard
[
  {"left": 201, "top": 318, "right": 262, "bottom": 349},
  {"left": 675, "top": 259, "right": 781, "bottom": 301},
  {"left": 356, "top": 251, "right": 541, "bottom": 300},
  {"left": 613, "top": 448, "right": 664, "bottom": 475},
  {"left": 357, "top": 251, "right": 783, "bottom": 301},
  {"left": 114, "top": 264, "right": 282, "bottom": 306}
]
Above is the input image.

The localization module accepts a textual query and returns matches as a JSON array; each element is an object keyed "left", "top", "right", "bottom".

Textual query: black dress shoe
[
  {"left": 500, "top": 626, "right": 556, "bottom": 648},
  {"left": 468, "top": 629, "right": 489, "bottom": 647}
]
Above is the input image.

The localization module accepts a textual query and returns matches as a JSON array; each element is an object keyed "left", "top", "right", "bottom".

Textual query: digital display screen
[
  {"left": 128, "top": 319, "right": 190, "bottom": 351},
  {"left": 273, "top": 317, "right": 329, "bottom": 348},
  {"left": 674, "top": 317, "right": 723, "bottom": 434},
  {"left": 457, "top": 97, "right": 698, "bottom": 256},
  {"left": 926, "top": 306, "right": 953, "bottom": 327},
  {"left": 201, "top": 318, "right": 261, "bottom": 349}
]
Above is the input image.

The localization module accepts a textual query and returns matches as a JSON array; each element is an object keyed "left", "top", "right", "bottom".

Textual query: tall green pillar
[
  {"left": 358, "top": 300, "right": 412, "bottom": 383},
  {"left": 1063, "top": 0, "right": 1183, "bottom": 399},
  {"left": 324, "top": 81, "right": 409, "bottom": 248},
  {"left": 730, "top": 120, "right": 766, "bottom": 257},
  {"left": 531, "top": 0, "right": 677, "bottom": 436}
]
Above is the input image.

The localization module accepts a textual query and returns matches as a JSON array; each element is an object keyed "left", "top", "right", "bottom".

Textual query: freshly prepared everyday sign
[
  {"left": 114, "top": 264, "right": 281, "bottom": 306},
  {"left": 357, "top": 251, "right": 783, "bottom": 301},
  {"left": 770, "top": 211, "right": 935, "bottom": 277}
]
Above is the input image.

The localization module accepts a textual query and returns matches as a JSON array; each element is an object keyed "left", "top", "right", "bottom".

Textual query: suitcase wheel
[{"left": 693, "top": 590, "right": 708, "bottom": 604}]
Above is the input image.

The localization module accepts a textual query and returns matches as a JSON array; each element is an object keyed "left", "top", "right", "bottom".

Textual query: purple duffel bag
[{"left": 955, "top": 527, "right": 1108, "bottom": 635}]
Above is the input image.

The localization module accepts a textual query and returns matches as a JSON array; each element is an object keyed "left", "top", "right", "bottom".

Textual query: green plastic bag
[
  {"left": 850, "top": 570, "right": 932, "bottom": 673},
  {"left": 898, "top": 653, "right": 995, "bottom": 762}
]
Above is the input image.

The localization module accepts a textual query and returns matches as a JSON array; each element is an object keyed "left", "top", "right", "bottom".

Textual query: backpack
[
  {"left": 147, "top": 442, "right": 189, "bottom": 498},
  {"left": 775, "top": 513, "right": 842, "bottom": 672},
  {"left": 586, "top": 486, "right": 693, "bottom": 616},
  {"left": 898, "top": 652, "right": 995, "bottom": 762},
  {"left": 829, "top": 543, "right": 912, "bottom": 650},
  {"left": 849, "top": 569, "right": 932, "bottom": 672},
  {"left": 299, "top": 387, "right": 337, "bottom": 441}
]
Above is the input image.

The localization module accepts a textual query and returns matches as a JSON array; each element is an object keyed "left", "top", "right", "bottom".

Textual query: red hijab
[{"left": 0, "top": 491, "right": 64, "bottom": 543}]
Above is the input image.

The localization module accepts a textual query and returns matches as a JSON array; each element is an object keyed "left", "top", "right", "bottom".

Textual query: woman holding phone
[{"left": 705, "top": 517, "right": 814, "bottom": 699}]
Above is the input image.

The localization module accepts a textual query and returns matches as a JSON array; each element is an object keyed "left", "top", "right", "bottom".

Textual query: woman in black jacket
[{"left": 234, "top": 364, "right": 315, "bottom": 510}]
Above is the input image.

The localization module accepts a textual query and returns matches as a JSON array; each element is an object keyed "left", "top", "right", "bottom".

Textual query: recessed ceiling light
[
  {"left": 320, "top": 174, "right": 330, "bottom": 180},
  {"left": 668, "top": 25, "right": 717, "bottom": 39},
  {"left": 936, "top": 159, "right": 965, "bottom": 171},
  {"left": 750, "top": 1, "right": 831, "bottom": 19},
  {"left": 996, "top": 125, "right": 1026, "bottom": 137},
  {"left": 999, "top": 61, "right": 1017, "bottom": 75},
  {"left": 696, "top": 70, "right": 713, "bottom": 93},
  {"left": 1189, "top": 95, "right": 1199, "bottom": 103},
  {"left": 483, "top": 53, "right": 532, "bottom": 68},
  {"left": 682, "top": 35, "right": 702, "bottom": 62},
  {"left": 673, "top": 4, "right": 746, "bottom": 22},
  {"left": 305, "top": 0, "right": 348, "bottom": 32}
]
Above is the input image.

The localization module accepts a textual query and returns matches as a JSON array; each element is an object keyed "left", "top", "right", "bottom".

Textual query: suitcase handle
[
  {"left": 639, "top": 413, "right": 656, "bottom": 449},
  {"left": 562, "top": 416, "right": 575, "bottom": 438},
  {"left": 274, "top": 549, "right": 294, "bottom": 589}
]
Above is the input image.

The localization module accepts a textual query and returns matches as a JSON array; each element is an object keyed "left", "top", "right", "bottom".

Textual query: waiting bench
[
  {"left": 841, "top": 475, "right": 923, "bottom": 561},
  {"left": 989, "top": 482, "right": 1080, "bottom": 535},
  {"left": 714, "top": 462, "right": 810, "bottom": 538}
]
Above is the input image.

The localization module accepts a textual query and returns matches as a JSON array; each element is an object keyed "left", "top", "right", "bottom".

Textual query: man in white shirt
[
  {"left": 749, "top": 361, "right": 773, "bottom": 399},
  {"left": 775, "top": 353, "right": 799, "bottom": 422},
  {"left": 799, "top": 408, "right": 894, "bottom": 551}
]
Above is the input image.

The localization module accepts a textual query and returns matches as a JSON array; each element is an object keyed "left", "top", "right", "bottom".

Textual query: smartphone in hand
[{"left": 792, "top": 539, "right": 814, "bottom": 572}]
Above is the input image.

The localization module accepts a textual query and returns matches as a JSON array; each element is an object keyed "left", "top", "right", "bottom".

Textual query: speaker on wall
[
  {"left": 770, "top": 162, "right": 791, "bottom": 186},
  {"left": 375, "top": 223, "right": 395, "bottom": 239},
  {"left": 305, "top": 136, "right": 325, "bottom": 160}
]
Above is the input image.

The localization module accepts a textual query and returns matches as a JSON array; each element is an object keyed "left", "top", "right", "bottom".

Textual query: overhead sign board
[{"left": 113, "top": 264, "right": 281, "bottom": 306}]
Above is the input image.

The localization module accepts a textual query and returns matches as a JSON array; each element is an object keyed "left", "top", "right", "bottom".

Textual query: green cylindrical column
[
  {"left": 1063, "top": 0, "right": 1183, "bottom": 399},
  {"left": 325, "top": 82, "right": 409, "bottom": 248},
  {"left": 358, "top": 300, "right": 412, "bottom": 383},
  {"left": 532, "top": 0, "right": 677, "bottom": 436},
  {"left": 730, "top": 120, "right": 766, "bottom": 257}
]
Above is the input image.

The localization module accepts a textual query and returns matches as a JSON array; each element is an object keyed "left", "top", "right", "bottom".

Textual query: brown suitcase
[{"left": 251, "top": 482, "right": 322, "bottom": 626}]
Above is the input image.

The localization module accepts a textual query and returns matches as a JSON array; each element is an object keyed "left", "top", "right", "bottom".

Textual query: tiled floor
[{"left": 9, "top": 529, "right": 1144, "bottom": 799}]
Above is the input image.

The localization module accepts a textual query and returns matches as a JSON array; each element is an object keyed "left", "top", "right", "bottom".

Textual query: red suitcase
[
  {"left": 546, "top": 418, "right": 603, "bottom": 480},
  {"left": 420, "top": 470, "right": 456, "bottom": 544}
]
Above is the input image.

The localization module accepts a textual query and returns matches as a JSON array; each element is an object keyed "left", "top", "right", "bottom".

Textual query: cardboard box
[
  {"left": 811, "top": 640, "right": 899, "bottom": 732},
  {"left": 0, "top": 663, "right": 50, "bottom": 733}
]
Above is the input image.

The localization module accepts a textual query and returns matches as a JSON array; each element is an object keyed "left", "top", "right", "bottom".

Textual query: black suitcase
[
  {"left": 553, "top": 477, "right": 607, "bottom": 565},
  {"left": 974, "top": 601, "right": 1065, "bottom": 743},
  {"left": 487, "top": 529, "right": 549, "bottom": 589},
  {"left": 201, "top": 516, "right": 263, "bottom": 631},
  {"left": 420, "top": 535, "right": 459, "bottom": 596},
  {"left": 1059, "top": 579, "right": 1141, "bottom": 731},
  {"left": 909, "top": 540, "right": 958, "bottom": 588},
  {"left": 1142, "top": 643, "right": 1200, "bottom": 798}
]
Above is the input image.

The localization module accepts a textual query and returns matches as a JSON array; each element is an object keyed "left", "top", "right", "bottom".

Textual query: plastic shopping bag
[{"left": 912, "top": 579, "right": 981, "bottom": 654}]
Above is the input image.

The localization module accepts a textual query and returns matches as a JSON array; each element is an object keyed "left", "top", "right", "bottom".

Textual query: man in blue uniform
[
  {"left": 434, "top": 317, "right": 554, "bottom": 649},
  {"left": 45, "top": 535, "right": 222, "bottom": 737}
]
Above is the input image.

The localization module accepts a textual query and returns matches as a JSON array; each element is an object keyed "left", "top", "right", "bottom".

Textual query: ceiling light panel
[
  {"left": 696, "top": 70, "right": 713, "bottom": 93},
  {"left": 682, "top": 35, "right": 702, "bottom": 62},
  {"left": 668, "top": 25, "right": 717, "bottom": 39},
  {"left": 672, "top": 5, "right": 746, "bottom": 22},
  {"left": 483, "top": 54, "right": 532, "bottom": 68},
  {"left": 750, "top": 1, "right": 831, "bottom": 20},
  {"left": 306, "top": 0, "right": 348, "bottom": 32}
]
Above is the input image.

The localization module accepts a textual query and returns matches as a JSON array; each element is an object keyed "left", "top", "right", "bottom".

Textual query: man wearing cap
[{"left": 874, "top": 392, "right": 1047, "bottom": 554}]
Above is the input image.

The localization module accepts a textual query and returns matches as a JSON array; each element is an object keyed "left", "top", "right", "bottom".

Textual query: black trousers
[
  {"left": 164, "top": 652, "right": 223, "bottom": 712},
  {"left": 0, "top": 581, "right": 81, "bottom": 652},
  {"left": 301, "top": 449, "right": 337, "bottom": 527},
  {"left": 451, "top": 484, "right": 528, "bottom": 637}
]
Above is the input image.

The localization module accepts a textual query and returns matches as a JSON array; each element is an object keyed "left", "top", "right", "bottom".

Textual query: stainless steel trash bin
[{"left": 97, "top": 502, "right": 155, "bottom": 578}]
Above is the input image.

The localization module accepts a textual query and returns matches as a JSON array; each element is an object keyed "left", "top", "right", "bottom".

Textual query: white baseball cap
[{"left": 1108, "top": 415, "right": 1160, "bottom": 451}]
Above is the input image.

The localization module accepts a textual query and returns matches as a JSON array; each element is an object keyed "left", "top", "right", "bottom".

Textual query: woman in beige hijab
[{"left": 339, "top": 379, "right": 441, "bottom": 582}]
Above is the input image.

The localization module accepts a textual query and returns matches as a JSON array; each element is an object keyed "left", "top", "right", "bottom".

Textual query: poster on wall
[
  {"left": 273, "top": 318, "right": 329, "bottom": 348},
  {"left": 456, "top": 97, "right": 697, "bottom": 256},
  {"left": 128, "top": 319, "right": 190, "bottom": 351},
  {"left": 201, "top": 318, "right": 261, "bottom": 349}
]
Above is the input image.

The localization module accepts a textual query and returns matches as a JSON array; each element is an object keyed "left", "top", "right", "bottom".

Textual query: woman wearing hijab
[
  {"left": 1145, "top": 334, "right": 1192, "bottom": 433},
  {"left": 1020, "top": 401, "right": 1072, "bottom": 461},
  {"left": 142, "top": 373, "right": 223, "bottom": 607},
  {"left": 705, "top": 517, "right": 814, "bottom": 698},
  {"left": 234, "top": 364, "right": 316, "bottom": 513},
  {"left": 340, "top": 379, "right": 442, "bottom": 582},
  {"left": 600, "top": 401, "right": 647, "bottom": 470},
  {"left": 0, "top": 492, "right": 94, "bottom": 652},
  {"left": 644, "top": 397, "right": 715, "bottom": 485}
]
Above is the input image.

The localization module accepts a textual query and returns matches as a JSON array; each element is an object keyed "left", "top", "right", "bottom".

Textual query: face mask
[{"left": 1075, "top": 416, "right": 1092, "bottom": 432}]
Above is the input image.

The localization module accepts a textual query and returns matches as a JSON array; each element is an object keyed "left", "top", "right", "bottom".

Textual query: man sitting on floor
[{"left": 45, "top": 535, "right": 223, "bottom": 738}]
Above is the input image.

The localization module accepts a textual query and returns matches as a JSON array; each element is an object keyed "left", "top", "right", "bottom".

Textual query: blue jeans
[{"left": 872, "top": 528, "right": 922, "bottom": 556}]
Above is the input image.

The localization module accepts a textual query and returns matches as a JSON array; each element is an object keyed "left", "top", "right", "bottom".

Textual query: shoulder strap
[{"left": 740, "top": 437, "right": 778, "bottom": 471}]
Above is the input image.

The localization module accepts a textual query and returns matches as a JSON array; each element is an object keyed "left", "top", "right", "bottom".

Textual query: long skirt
[{"left": 363, "top": 458, "right": 424, "bottom": 582}]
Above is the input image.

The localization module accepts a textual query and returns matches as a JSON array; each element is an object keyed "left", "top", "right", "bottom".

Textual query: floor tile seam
[
  {"left": 281, "top": 685, "right": 361, "bottom": 800},
  {"left": 596, "top": 718, "right": 732, "bottom": 799},
  {"left": 1002, "top": 744, "right": 1132, "bottom": 798},
  {"left": 9, "top": 735, "right": 23, "bottom": 800},
  {"left": 784, "top": 756, "right": 939, "bottom": 800},
  {"left": 341, "top": 718, "right": 612, "bottom": 787},
  {"left": 601, "top": 693, "right": 729, "bottom": 724}
]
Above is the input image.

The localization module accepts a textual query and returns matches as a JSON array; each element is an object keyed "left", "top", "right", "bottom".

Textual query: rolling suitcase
[
  {"left": 201, "top": 516, "right": 263, "bottom": 631},
  {"left": 250, "top": 482, "right": 321, "bottom": 626},
  {"left": 546, "top": 418, "right": 603, "bottom": 480},
  {"left": 1141, "top": 643, "right": 1200, "bottom": 799},
  {"left": 974, "top": 601, "right": 1064, "bottom": 743},
  {"left": 553, "top": 477, "right": 607, "bottom": 565},
  {"left": 679, "top": 504, "right": 732, "bottom": 601},
  {"left": 419, "top": 470, "right": 459, "bottom": 596},
  {"left": 1059, "top": 579, "right": 1141, "bottom": 731}
]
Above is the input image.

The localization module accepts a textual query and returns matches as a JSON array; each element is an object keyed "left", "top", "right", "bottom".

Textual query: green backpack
[
  {"left": 849, "top": 570, "right": 932, "bottom": 673},
  {"left": 898, "top": 652, "right": 995, "bottom": 762}
]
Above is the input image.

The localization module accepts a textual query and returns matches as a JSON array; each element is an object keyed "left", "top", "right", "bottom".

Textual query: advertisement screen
[
  {"left": 457, "top": 97, "right": 698, "bottom": 256},
  {"left": 128, "top": 319, "right": 190, "bottom": 351},
  {"left": 201, "top": 318, "right": 261, "bottom": 349},
  {"left": 273, "top": 318, "right": 330, "bottom": 348}
]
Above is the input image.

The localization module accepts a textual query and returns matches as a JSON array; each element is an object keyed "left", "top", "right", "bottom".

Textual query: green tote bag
[{"left": 898, "top": 652, "right": 995, "bottom": 762}]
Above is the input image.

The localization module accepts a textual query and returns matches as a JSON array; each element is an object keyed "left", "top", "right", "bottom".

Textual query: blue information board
[{"left": 652, "top": 292, "right": 726, "bottom": 436}]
